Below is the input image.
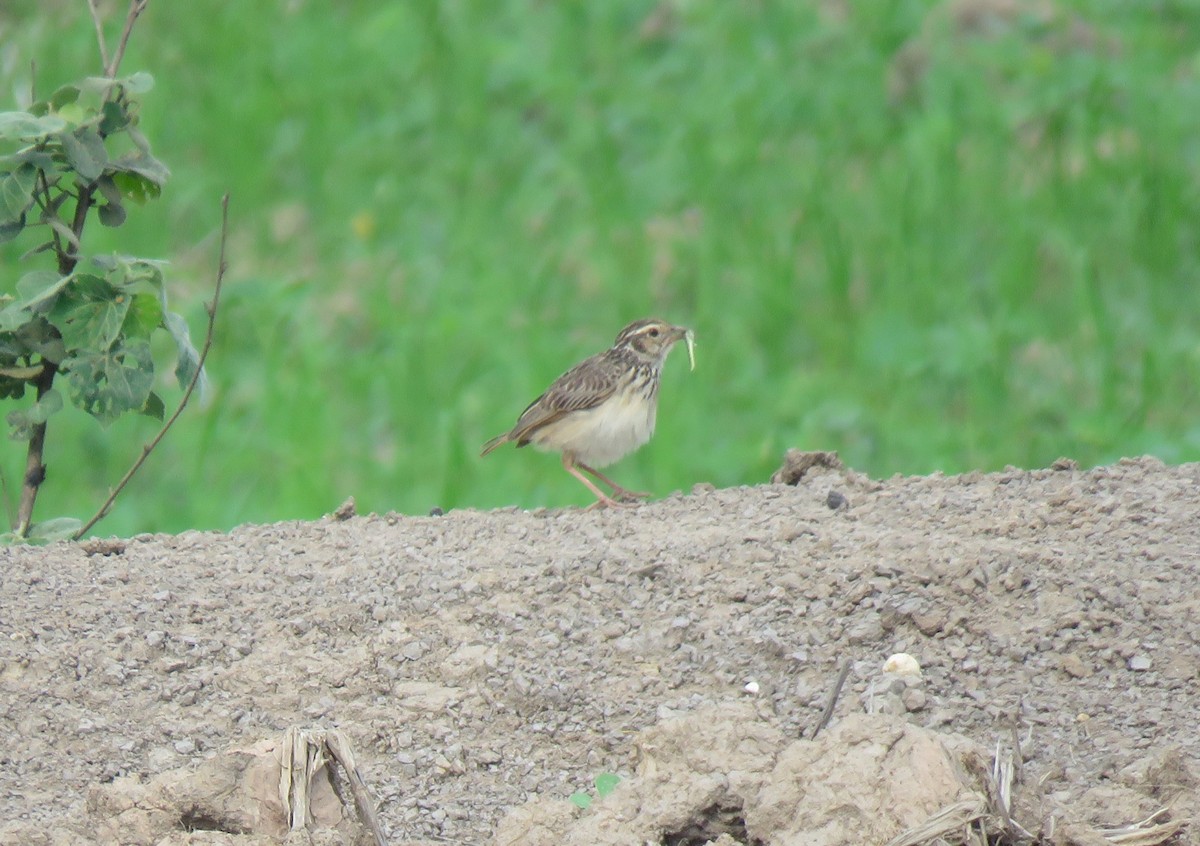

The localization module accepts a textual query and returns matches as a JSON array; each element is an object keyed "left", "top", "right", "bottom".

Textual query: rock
[
  {"left": 846, "top": 615, "right": 884, "bottom": 645},
  {"left": 901, "top": 687, "right": 928, "bottom": 712},
  {"left": 911, "top": 610, "right": 947, "bottom": 636},
  {"left": 826, "top": 490, "right": 849, "bottom": 510},
  {"left": 770, "top": 450, "right": 843, "bottom": 485},
  {"left": 1059, "top": 653, "right": 1092, "bottom": 679}
]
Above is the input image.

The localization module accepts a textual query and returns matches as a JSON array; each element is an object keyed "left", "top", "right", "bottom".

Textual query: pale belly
[{"left": 528, "top": 394, "right": 658, "bottom": 467}]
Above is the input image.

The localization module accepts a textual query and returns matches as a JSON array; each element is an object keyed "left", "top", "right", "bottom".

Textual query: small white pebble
[
  {"left": 743, "top": 680, "right": 760, "bottom": 694},
  {"left": 883, "top": 652, "right": 922, "bottom": 677}
]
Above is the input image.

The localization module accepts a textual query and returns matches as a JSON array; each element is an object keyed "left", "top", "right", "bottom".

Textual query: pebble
[{"left": 1060, "top": 653, "right": 1092, "bottom": 679}]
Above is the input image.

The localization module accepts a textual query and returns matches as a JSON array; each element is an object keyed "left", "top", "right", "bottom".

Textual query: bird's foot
[
  {"left": 609, "top": 486, "right": 651, "bottom": 503},
  {"left": 585, "top": 494, "right": 637, "bottom": 511}
]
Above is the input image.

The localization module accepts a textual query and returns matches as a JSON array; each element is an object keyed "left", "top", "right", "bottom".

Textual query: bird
[{"left": 481, "top": 318, "right": 695, "bottom": 509}]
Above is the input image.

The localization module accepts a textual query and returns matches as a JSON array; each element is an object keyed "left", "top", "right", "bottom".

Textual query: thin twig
[
  {"left": 811, "top": 660, "right": 852, "bottom": 740},
  {"left": 86, "top": 0, "right": 111, "bottom": 72},
  {"left": 108, "top": 0, "right": 150, "bottom": 78},
  {"left": 1010, "top": 719, "right": 1024, "bottom": 787},
  {"left": 73, "top": 194, "right": 229, "bottom": 540}
]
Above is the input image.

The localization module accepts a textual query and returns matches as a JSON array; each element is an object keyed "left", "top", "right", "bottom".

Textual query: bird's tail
[{"left": 480, "top": 432, "right": 511, "bottom": 457}]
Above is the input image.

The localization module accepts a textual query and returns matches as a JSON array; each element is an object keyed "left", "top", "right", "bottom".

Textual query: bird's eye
[{"left": 648, "top": 327, "right": 660, "bottom": 338}]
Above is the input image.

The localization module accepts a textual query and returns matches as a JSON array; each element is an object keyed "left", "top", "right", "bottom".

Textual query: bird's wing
[{"left": 510, "top": 353, "right": 622, "bottom": 446}]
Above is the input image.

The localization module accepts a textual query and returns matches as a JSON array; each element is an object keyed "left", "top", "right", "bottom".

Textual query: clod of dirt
[
  {"left": 331, "top": 498, "right": 357, "bottom": 521},
  {"left": 84, "top": 735, "right": 372, "bottom": 846},
  {"left": 769, "top": 449, "right": 843, "bottom": 485},
  {"left": 496, "top": 704, "right": 986, "bottom": 846}
]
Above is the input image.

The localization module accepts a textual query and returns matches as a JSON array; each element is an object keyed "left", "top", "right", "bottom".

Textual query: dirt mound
[
  {"left": 497, "top": 706, "right": 984, "bottom": 846},
  {"left": 0, "top": 456, "right": 1197, "bottom": 844}
]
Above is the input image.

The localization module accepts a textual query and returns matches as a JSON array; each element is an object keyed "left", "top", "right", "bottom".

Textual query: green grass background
[{"left": 2, "top": 0, "right": 1199, "bottom": 537}]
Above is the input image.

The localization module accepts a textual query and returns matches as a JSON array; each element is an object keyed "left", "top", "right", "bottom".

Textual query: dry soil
[{"left": 0, "top": 455, "right": 1197, "bottom": 845}]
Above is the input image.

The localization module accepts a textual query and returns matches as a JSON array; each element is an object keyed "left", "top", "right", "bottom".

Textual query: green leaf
[
  {"left": 92, "top": 255, "right": 166, "bottom": 295},
  {"left": 112, "top": 170, "right": 162, "bottom": 204},
  {"left": 126, "top": 124, "right": 153, "bottom": 155},
  {"left": 99, "top": 101, "right": 129, "bottom": 135},
  {"left": 54, "top": 102, "right": 88, "bottom": 126},
  {"left": 26, "top": 517, "right": 83, "bottom": 543},
  {"left": 165, "top": 311, "right": 202, "bottom": 387},
  {"left": 0, "top": 163, "right": 38, "bottom": 223},
  {"left": 14, "top": 317, "right": 65, "bottom": 363},
  {"left": 140, "top": 390, "right": 165, "bottom": 421},
  {"left": 96, "top": 174, "right": 123, "bottom": 205},
  {"left": 62, "top": 339, "right": 154, "bottom": 425},
  {"left": 568, "top": 792, "right": 592, "bottom": 810},
  {"left": 79, "top": 75, "right": 151, "bottom": 99},
  {"left": 98, "top": 201, "right": 126, "bottom": 227},
  {"left": 120, "top": 71, "right": 155, "bottom": 94},
  {"left": 49, "top": 85, "right": 81, "bottom": 112},
  {"left": 89, "top": 254, "right": 119, "bottom": 273},
  {"left": 48, "top": 274, "right": 129, "bottom": 351},
  {"left": 0, "top": 305, "right": 27, "bottom": 333},
  {"left": 593, "top": 773, "right": 621, "bottom": 798},
  {"left": 0, "top": 375, "right": 27, "bottom": 400},
  {"left": 122, "top": 257, "right": 167, "bottom": 290},
  {"left": 16, "top": 270, "right": 71, "bottom": 309},
  {"left": 0, "top": 148, "right": 56, "bottom": 171},
  {"left": 0, "top": 111, "right": 66, "bottom": 140},
  {"left": 108, "top": 151, "right": 170, "bottom": 188},
  {"left": 0, "top": 217, "right": 23, "bottom": 244},
  {"left": 7, "top": 408, "right": 35, "bottom": 438},
  {"left": 122, "top": 292, "right": 162, "bottom": 339},
  {"left": 58, "top": 127, "right": 108, "bottom": 182},
  {"left": 44, "top": 217, "right": 81, "bottom": 253},
  {"left": 36, "top": 387, "right": 64, "bottom": 417},
  {"left": 6, "top": 388, "right": 63, "bottom": 440},
  {"left": 78, "top": 76, "right": 116, "bottom": 95}
]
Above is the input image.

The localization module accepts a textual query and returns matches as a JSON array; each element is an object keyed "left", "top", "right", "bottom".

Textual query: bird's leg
[
  {"left": 577, "top": 461, "right": 650, "bottom": 502},
  {"left": 562, "top": 453, "right": 627, "bottom": 509}
]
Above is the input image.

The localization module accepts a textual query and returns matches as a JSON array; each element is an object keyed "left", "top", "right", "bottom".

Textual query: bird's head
[{"left": 613, "top": 318, "right": 695, "bottom": 369}]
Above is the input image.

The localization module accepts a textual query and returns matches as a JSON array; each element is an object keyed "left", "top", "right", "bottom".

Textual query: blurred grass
[{"left": 1, "top": 0, "right": 1199, "bottom": 536}]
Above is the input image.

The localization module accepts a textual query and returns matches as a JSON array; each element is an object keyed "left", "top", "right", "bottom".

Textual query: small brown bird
[{"left": 481, "top": 318, "right": 695, "bottom": 508}]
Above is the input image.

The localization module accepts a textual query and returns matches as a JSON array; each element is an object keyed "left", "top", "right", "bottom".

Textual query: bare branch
[
  {"left": 74, "top": 194, "right": 229, "bottom": 540},
  {"left": 15, "top": 362, "right": 58, "bottom": 536},
  {"left": 108, "top": 0, "right": 151, "bottom": 78},
  {"left": 86, "top": 0, "right": 112, "bottom": 72}
]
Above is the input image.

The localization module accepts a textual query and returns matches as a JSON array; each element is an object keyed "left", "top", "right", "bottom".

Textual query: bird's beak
[{"left": 674, "top": 326, "right": 696, "bottom": 371}]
